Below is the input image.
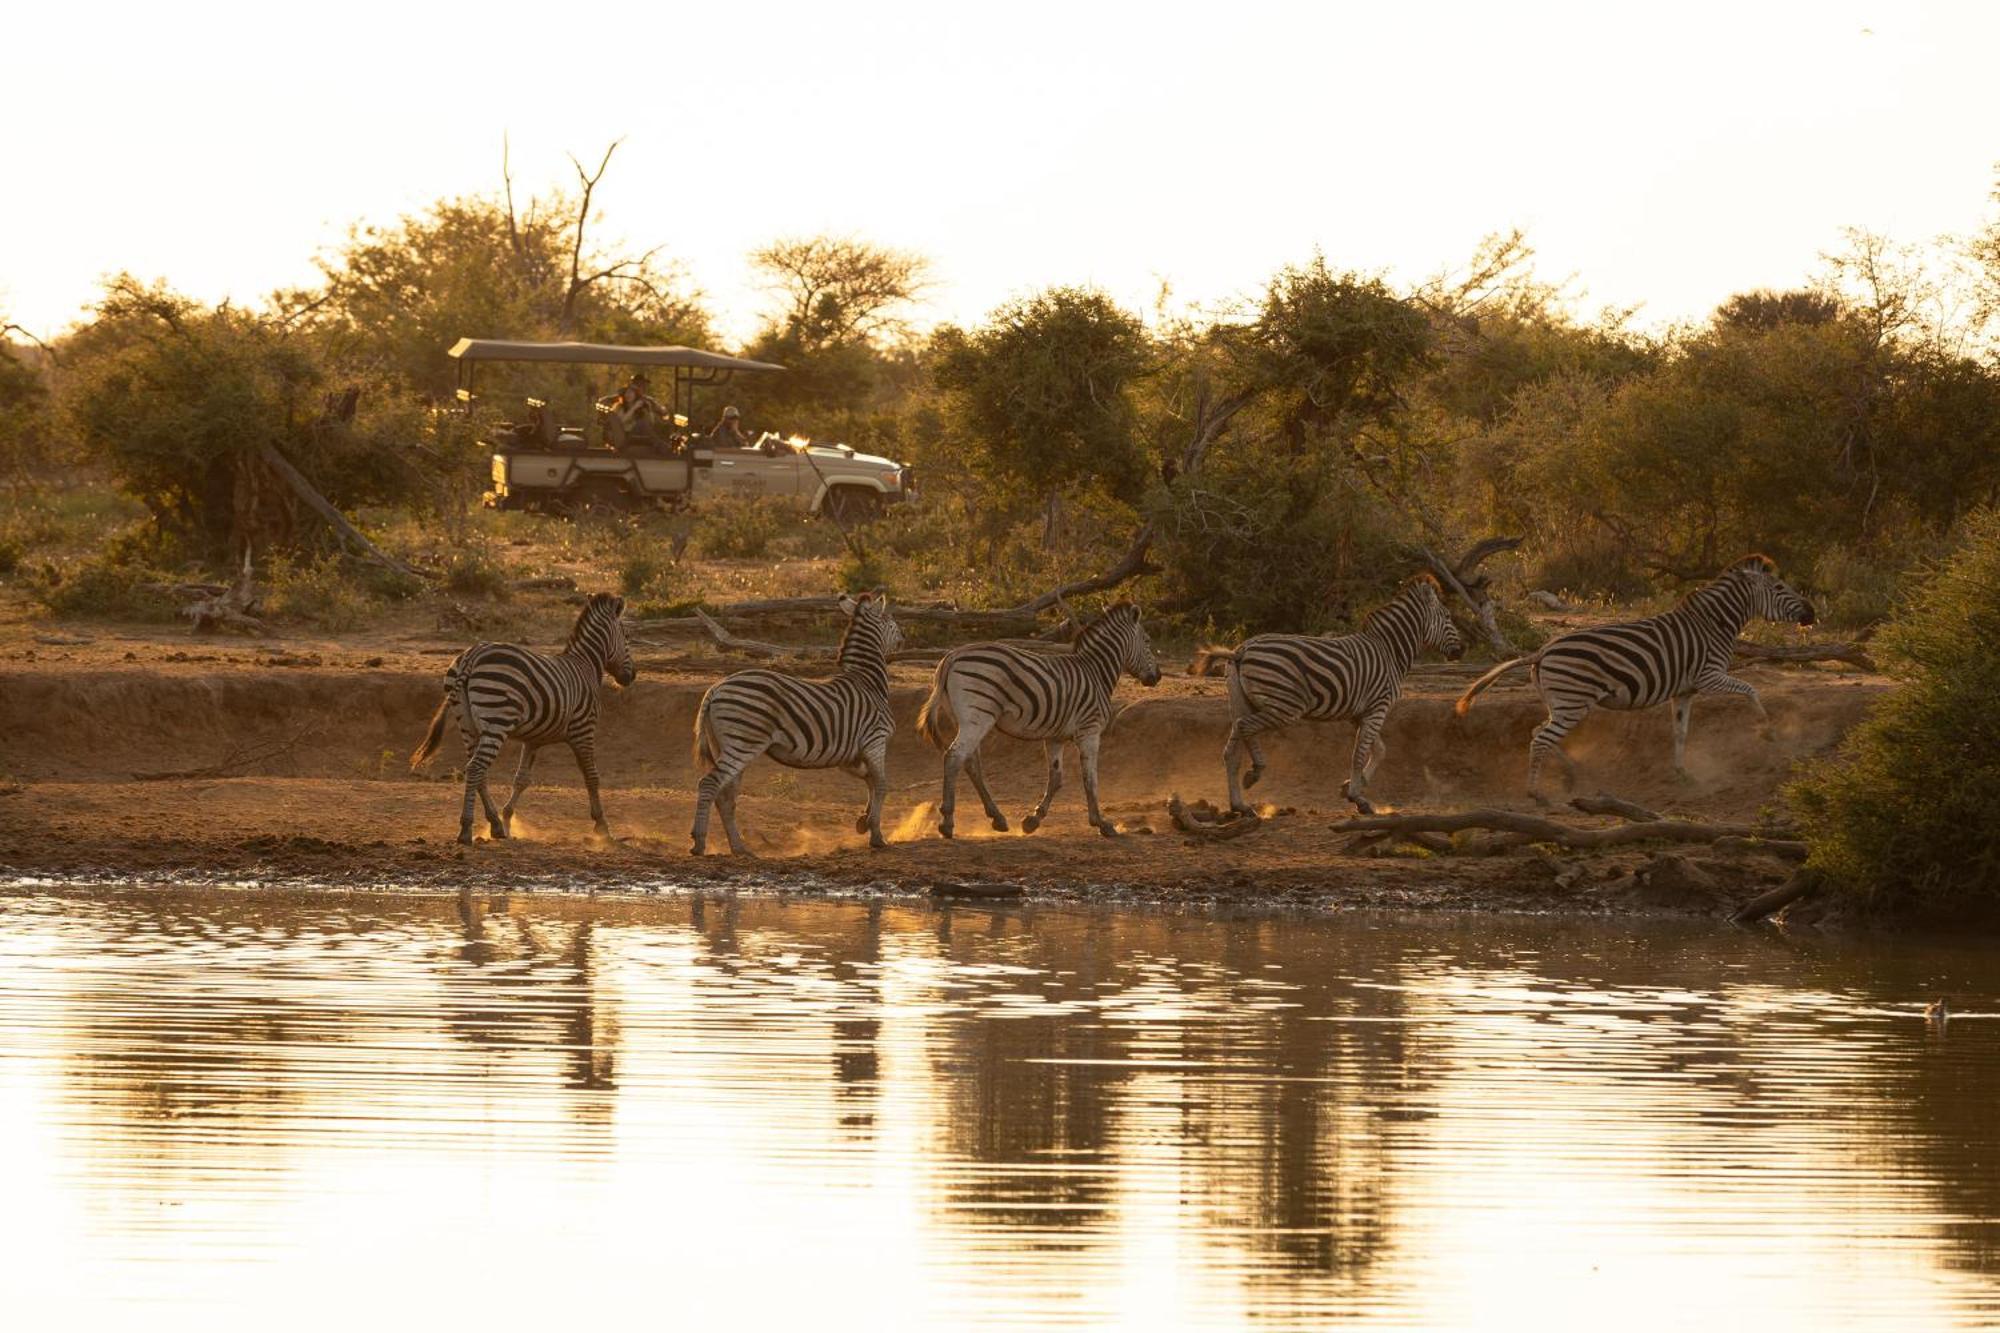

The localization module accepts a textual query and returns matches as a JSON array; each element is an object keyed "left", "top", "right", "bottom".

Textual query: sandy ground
[{"left": 0, "top": 614, "right": 1889, "bottom": 919}]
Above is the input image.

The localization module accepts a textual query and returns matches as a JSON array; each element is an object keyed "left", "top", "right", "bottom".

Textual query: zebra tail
[
  {"left": 1188, "top": 646, "right": 1239, "bottom": 678},
  {"left": 915, "top": 656, "right": 954, "bottom": 751},
  {"left": 691, "top": 692, "right": 718, "bottom": 770},
  {"left": 410, "top": 694, "right": 452, "bottom": 771},
  {"left": 1453, "top": 653, "right": 1536, "bottom": 716}
]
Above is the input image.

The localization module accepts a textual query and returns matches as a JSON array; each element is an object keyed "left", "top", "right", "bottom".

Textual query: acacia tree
[
  {"left": 931, "top": 286, "right": 1153, "bottom": 539},
  {"left": 737, "top": 236, "right": 933, "bottom": 423}
]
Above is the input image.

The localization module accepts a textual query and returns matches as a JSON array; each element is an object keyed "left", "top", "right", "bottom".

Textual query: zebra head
[
  {"left": 1736, "top": 556, "right": 1817, "bottom": 627},
  {"left": 1412, "top": 576, "right": 1464, "bottom": 660},
  {"left": 1089, "top": 601, "right": 1161, "bottom": 686},
  {"left": 838, "top": 589, "right": 904, "bottom": 656},
  {"left": 573, "top": 592, "right": 637, "bottom": 686}
]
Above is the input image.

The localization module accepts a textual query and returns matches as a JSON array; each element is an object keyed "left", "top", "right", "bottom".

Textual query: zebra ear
[{"left": 838, "top": 593, "right": 860, "bottom": 617}]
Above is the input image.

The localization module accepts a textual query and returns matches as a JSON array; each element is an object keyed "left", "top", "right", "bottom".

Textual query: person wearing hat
[
  {"left": 599, "top": 372, "right": 665, "bottom": 444},
  {"left": 708, "top": 403, "right": 752, "bottom": 448}
]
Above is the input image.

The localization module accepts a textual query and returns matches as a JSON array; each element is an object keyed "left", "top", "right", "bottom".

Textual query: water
[{"left": 2, "top": 887, "right": 1998, "bottom": 1330}]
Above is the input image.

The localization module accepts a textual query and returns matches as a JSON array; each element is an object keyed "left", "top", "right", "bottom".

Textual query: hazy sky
[{"left": 5, "top": 0, "right": 1995, "bottom": 344}]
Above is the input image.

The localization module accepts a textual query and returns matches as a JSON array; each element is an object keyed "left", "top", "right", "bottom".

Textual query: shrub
[
  {"left": 0, "top": 537, "right": 20, "bottom": 577},
  {"left": 1787, "top": 510, "right": 2000, "bottom": 918},
  {"left": 32, "top": 557, "right": 180, "bottom": 621},
  {"left": 440, "top": 545, "right": 511, "bottom": 599},
  {"left": 264, "top": 555, "right": 376, "bottom": 630},
  {"left": 694, "top": 497, "right": 789, "bottom": 559}
]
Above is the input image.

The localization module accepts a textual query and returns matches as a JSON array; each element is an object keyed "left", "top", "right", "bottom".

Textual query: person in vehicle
[
  {"left": 599, "top": 372, "right": 666, "bottom": 445},
  {"left": 709, "top": 404, "right": 753, "bottom": 448}
]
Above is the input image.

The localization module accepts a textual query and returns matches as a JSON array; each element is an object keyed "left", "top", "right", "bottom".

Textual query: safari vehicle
[{"left": 454, "top": 337, "right": 914, "bottom": 522}]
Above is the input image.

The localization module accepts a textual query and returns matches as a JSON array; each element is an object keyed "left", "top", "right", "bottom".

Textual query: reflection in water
[{"left": 1, "top": 888, "right": 1999, "bottom": 1329}]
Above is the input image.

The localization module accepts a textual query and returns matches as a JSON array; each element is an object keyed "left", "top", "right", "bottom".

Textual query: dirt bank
[{"left": 0, "top": 649, "right": 1886, "bottom": 918}]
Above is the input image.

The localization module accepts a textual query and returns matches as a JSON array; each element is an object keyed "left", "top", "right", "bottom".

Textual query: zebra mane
[
  {"left": 1674, "top": 556, "right": 1778, "bottom": 610},
  {"left": 567, "top": 593, "right": 624, "bottom": 648},
  {"left": 1360, "top": 575, "right": 1437, "bottom": 633},
  {"left": 1079, "top": 601, "right": 1138, "bottom": 641}
]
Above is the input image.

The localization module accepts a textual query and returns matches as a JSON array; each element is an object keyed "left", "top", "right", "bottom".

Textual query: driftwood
[
  {"left": 1733, "top": 639, "right": 1878, "bottom": 672},
  {"left": 1168, "top": 794, "right": 1264, "bottom": 840},
  {"left": 1731, "top": 868, "right": 1825, "bottom": 924},
  {"left": 1526, "top": 589, "right": 1573, "bottom": 612},
  {"left": 1325, "top": 807, "right": 1804, "bottom": 857}
]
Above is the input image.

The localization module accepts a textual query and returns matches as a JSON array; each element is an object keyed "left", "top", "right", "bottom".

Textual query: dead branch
[
  {"left": 560, "top": 137, "right": 625, "bottom": 335},
  {"left": 1168, "top": 794, "right": 1264, "bottom": 840},
  {"left": 1406, "top": 536, "right": 1523, "bottom": 656},
  {"left": 1733, "top": 639, "right": 1878, "bottom": 672},
  {"left": 133, "top": 722, "right": 319, "bottom": 781},
  {"left": 1731, "top": 868, "right": 1825, "bottom": 923},
  {"left": 692, "top": 608, "right": 809, "bottom": 659},
  {"left": 1569, "top": 793, "right": 1662, "bottom": 823},
  {"left": 1526, "top": 589, "right": 1573, "bottom": 612}
]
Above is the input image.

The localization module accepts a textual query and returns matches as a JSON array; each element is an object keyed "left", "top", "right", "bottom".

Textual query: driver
[
  {"left": 708, "top": 404, "right": 753, "bottom": 448},
  {"left": 599, "top": 372, "right": 666, "bottom": 443}
]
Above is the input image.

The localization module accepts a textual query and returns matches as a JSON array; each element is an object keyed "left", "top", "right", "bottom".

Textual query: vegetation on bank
[{"left": 1789, "top": 510, "right": 2000, "bottom": 919}]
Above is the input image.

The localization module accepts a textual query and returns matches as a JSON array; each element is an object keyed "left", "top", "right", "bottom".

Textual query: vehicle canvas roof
[{"left": 447, "top": 338, "right": 785, "bottom": 373}]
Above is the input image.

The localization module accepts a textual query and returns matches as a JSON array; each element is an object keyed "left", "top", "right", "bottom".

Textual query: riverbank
[{"left": 0, "top": 642, "right": 1886, "bottom": 920}]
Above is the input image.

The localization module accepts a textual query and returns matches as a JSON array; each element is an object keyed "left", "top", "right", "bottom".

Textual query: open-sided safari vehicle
[{"left": 453, "top": 337, "right": 914, "bottom": 522}]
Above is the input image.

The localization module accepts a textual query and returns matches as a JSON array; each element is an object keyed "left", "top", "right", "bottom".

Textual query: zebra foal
[
  {"left": 690, "top": 591, "right": 904, "bottom": 856},
  {"left": 1454, "top": 555, "right": 1816, "bottom": 800},
  {"left": 1190, "top": 575, "right": 1463, "bottom": 816},
  {"left": 916, "top": 601, "right": 1162, "bottom": 839},
  {"left": 411, "top": 591, "right": 636, "bottom": 845}
]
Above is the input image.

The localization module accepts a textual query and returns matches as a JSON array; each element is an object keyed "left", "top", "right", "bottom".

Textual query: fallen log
[
  {"left": 258, "top": 444, "right": 426, "bottom": 580},
  {"left": 1324, "top": 807, "right": 1785, "bottom": 853},
  {"left": 1730, "top": 868, "right": 1825, "bottom": 924},
  {"left": 930, "top": 880, "right": 1027, "bottom": 901},
  {"left": 183, "top": 550, "right": 269, "bottom": 636}
]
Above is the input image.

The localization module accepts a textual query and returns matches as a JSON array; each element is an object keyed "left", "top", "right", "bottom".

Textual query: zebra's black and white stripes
[
  {"left": 1191, "top": 575, "right": 1463, "bottom": 815},
  {"left": 1454, "top": 555, "right": 1816, "bottom": 800},
  {"left": 410, "top": 592, "right": 636, "bottom": 844},
  {"left": 916, "top": 601, "right": 1162, "bottom": 838},
  {"left": 690, "top": 591, "right": 904, "bottom": 855}
]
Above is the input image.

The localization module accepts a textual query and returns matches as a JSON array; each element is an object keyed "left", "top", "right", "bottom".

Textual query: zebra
[
  {"left": 1189, "top": 575, "right": 1463, "bottom": 817},
  {"left": 915, "top": 601, "right": 1162, "bottom": 840},
  {"left": 690, "top": 591, "right": 904, "bottom": 856},
  {"left": 410, "top": 591, "right": 636, "bottom": 845},
  {"left": 1454, "top": 554, "right": 1816, "bottom": 801}
]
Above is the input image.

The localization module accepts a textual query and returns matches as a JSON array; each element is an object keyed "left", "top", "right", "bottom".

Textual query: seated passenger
[
  {"left": 598, "top": 372, "right": 666, "bottom": 445},
  {"left": 708, "top": 404, "right": 752, "bottom": 449}
]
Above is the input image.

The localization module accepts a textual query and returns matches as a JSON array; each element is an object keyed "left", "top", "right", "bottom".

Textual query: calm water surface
[{"left": 2, "top": 886, "right": 1998, "bottom": 1330}]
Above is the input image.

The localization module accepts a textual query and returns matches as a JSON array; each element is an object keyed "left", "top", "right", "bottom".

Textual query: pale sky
[{"left": 5, "top": 0, "right": 1996, "bottom": 345}]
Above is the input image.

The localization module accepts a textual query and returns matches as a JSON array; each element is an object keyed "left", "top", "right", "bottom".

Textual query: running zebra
[
  {"left": 1454, "top": 554, "right": 1816, "bottom": 800},
  {"left": 1190, "top": 575, "right": 1463, "bottom": 816},
  {"left": 690, "top": 591, "right": 904, "bottom": 856},
  {"left": 916, "top": 601, "right": 1162, "bottom": 839},
  {"left": 410, "top": 591, "right": 637, "bottom": 845}
]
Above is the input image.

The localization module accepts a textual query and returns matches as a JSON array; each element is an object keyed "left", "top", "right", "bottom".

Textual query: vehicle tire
[{"left": 824, "top": 488, "right": 883, "bottom": 526}]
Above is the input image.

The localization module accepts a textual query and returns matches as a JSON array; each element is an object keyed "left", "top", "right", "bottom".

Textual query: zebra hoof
[
  {"left": 990, "top": 816, "right": 1009, "bottom": 833},
  {"left": 854, "top": 814, "right": 872, "bottom": 834},
  {"left": 1229, "top": 802, "right": 1255, "bottom": 817},
  {"left": 1097, "top": 822, "right": 1121, "bottom": 839},
  {"left": 689, "top": 839, "right": 707, "bottom": 857},
  {"left": 1243, "top": 767, "right": 1264, "bottom": 790},
  {"left": 1021, "top": 815, "right": 1042, "bottom": 834},
  {"left": 1347, "top": 795, "right": 1377, "bottom": 816},
  {"left": 868, "top": 836, "right": 889, "bottom": 851},
  {"left": 938, "top": 823, "right": 955, "bottom": 840},
  {"left": 457, "top": 828, "right": 475, "bottom": 846}
]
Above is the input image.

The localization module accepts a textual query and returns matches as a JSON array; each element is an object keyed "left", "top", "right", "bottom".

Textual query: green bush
[
  {"left": 1787, "top": 510, "right": 2000, "bottom": 918},
  {"left": 264, "top": 555, "right": 376, "bottom": 630},
  {"left": 440, "top": 546, "right": 511, "bottom": 599},
  {"left": 32, "top": 557, "right": 180, "bottom": 621},
  {"left": 0, "top": 537, "right": 21, "bottom": 577},
  {"left": 694, "top": 497, "right": 789, "bottom": 560}
]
